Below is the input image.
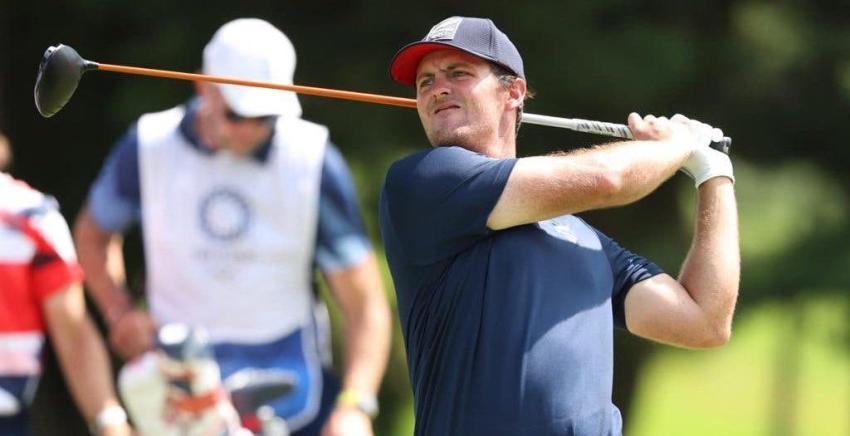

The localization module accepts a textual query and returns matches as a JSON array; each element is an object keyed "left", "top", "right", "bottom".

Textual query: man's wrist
[
  {"left": 89, "top": 404, "right": 128, "bottom": 435},
  {"left": 101, "top": 289, "right": 133, "bottom": 327},
  {"left": 104, "top": 305, "right": 130, "bottom": 327},
  {"left": 682, "top": 148, "right": 734, "bottom": 188},
  {"left": 336, "top": 388, "right": 379, "bottom": 418}
]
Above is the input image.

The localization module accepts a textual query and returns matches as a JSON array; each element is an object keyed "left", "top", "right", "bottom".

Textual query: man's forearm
[
  {"left": 341, "top": 295, "right": 392, "bottom": 397},
  {"left": 56, "top": 316, "right": 124, "bottom": 422},
  {"left": 678, "top": 178, "right": 740, "bottom": 342},
  {"left": 74, "top": 209, "right": 131, "bottom": 325},
  {"left": 489, "top": 137, "right": 694, "bottom": 230},
  {"left": 327, "top": 255, "right": 392, "bottom": 397},
  {"left": 44, "top": 285, "right": 124, "bottom": 424},
  {"left": 566, "top": 138, "right": 693, "bottom": 207}
]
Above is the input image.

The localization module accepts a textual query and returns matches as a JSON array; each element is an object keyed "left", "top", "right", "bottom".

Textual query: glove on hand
[{"left": 675, "top": 115, "right": 734, "bottom": 188}]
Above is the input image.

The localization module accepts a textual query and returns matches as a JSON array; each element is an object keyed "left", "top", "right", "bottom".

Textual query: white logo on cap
[{"left": 425, "top": 16, "right": 463, "bottom": 41}]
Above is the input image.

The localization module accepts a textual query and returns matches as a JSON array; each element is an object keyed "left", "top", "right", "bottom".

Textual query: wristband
[
  {"left": 336, "top": 388, "right": 379, "bottom": 418},
  {"left": 90, "top": 405, "right": 127, "bottom": 435}
]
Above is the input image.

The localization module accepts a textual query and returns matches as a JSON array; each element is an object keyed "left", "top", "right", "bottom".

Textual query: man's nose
[{"left": 430, "top": 77, "right": 451, "bottom": 100}]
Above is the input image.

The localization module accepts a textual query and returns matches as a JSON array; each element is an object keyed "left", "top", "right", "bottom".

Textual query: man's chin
[
  {"left": 431, "top": 138, "right": 465, "bottom": 149},
  {"left": 429, "top": 129, "right": 471, "bottom": 149},
  {"left": 223, "top": 143, "right": 262, "bottom": 156}
]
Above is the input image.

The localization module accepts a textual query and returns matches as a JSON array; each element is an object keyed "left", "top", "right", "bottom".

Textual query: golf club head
[{"left": 34, "top": 44, "right": 97, "bottom": 118}]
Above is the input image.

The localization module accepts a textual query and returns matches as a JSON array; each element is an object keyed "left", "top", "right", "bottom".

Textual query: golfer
[{"left": 379, "top": 16, "right": 739, "bottom": 435}]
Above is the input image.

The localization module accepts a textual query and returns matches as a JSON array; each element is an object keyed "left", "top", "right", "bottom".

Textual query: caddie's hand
[
  {"left": 97, "top": 421, "right": 133, "bottom": 436},
  {"left": 673, "top": 114, "right": 734, "bottom": 187},
  {"left": 320, "top": 406, "right": 374, "bottom": 436},
  {"left": 90, "top": 404, "right": 133, "bottom": 436},
  {"left": 108, "top": 309, "right": 156, "bottom": 361}
]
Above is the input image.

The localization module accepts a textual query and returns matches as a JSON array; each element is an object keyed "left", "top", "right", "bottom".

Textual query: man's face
[
  {"left": 414, "top": 49, "right": 510, "bottom": 152},
  {"left": 198, "top": 84, "right": 276, "bottom": 156}
]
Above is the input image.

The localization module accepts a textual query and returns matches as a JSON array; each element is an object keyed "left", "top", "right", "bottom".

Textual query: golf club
[{"left": 34, "top": 44, "right": 731, "bottom": 154}]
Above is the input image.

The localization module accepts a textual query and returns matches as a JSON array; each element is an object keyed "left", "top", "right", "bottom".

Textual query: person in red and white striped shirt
[{"left": 0, "top": 145, "right": 131, "bottom": 436}]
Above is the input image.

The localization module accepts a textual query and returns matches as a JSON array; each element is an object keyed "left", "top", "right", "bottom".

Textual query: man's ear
[{"left": 507, "top": 78, "right": 527, "bottom": 110}]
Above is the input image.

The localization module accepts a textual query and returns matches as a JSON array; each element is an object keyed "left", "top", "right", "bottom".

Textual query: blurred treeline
[{"left": 2, "top": 1, "right": 849, "bottom": 435}]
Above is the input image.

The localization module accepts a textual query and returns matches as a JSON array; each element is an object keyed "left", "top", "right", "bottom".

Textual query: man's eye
[
  {"left": 452, "top": 70, "right": 469, "bottom": 77},
  {"left": 417, "top": 78, "right": 433, "bottom": 89}
]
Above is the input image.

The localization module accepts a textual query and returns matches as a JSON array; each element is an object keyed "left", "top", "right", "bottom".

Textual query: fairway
[{"left": 629, "top": 296, "right": 849, "bottom": 436}]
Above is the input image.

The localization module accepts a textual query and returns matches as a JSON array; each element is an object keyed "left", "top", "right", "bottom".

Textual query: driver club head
[{"left": 34, "top": 44, "right": 98, "bottom": 118}]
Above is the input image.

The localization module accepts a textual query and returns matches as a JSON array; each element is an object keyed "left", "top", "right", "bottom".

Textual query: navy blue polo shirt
[{"left": 379, "top": 146, "right": 663, "bottom": 436}]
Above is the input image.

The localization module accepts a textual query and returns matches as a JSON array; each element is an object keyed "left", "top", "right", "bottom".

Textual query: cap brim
[
  {"left": 218, "top": 84, "right": 302, "bottom": 118},
  {"left": 390, "top": 42, "right": 474, "bottom": 87}
]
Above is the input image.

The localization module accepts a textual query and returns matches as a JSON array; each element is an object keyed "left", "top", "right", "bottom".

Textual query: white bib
[{"left": 137, "top": 107, "right": 327, "bottom": 344}]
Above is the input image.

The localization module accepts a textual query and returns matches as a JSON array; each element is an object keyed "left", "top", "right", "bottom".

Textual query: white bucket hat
[{"left": 203, "top": 18, "right": 302, "bottom": 118}]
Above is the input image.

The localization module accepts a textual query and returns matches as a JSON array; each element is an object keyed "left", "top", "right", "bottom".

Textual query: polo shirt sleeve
[
  {"left": 594, "top": 229, "right": 665, "bottom": 329},
  {"left": 27, "top": 206, "right": 84, "bottom": 302},
  {"left": 86, "top": 123, "right": 142, "bottom": 232},
  {"left": 383, "top": 146, "right": 516, "bottom": 265},
  {"left": 314, "top": 142, "right": 372, "bottom": 273}
]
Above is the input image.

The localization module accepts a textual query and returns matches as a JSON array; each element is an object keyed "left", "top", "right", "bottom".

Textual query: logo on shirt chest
[
  {"left": 538, "top": 218, "right": 579, "bottom": 243},
  {"left": 198, "top": 188, "right": 252, "bottom": 241}
]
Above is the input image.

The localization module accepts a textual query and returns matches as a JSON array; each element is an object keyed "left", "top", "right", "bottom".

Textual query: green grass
[{"left": 629, "top": 296, "right": 849, "bottom": 436}]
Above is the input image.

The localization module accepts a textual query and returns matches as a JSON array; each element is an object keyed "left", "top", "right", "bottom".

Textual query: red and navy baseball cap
[{"left": 390, "top": 16, "right": 525, "bottom": 87}]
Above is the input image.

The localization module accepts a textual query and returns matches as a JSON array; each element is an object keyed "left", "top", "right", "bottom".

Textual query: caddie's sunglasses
[{"left": 224, "top": 108, "right": 276, "bottom": 125}]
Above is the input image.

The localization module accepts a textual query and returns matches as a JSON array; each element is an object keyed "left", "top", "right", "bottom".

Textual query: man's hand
[
  {"left": 320, "top": 406, "right": 374, "bottom": 436},
  {"left": 96, "top": 420, "right": 133, "bottom": 436},
  {"left": 108, "top": 309, "right": 156, "bottom": 361},
  {"left": 629, "top": 113, "right": 733, "bottom": 187},
  {"left": 627, "top": 112, "right": 699, "bottom": 147},
  {"left": 674, "top": 114, "right": 734, "bottom": 187}
]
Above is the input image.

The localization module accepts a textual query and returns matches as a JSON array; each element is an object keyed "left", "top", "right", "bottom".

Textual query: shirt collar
[{"left": 178, "top": 97, "right": 275, "bottom": 163}]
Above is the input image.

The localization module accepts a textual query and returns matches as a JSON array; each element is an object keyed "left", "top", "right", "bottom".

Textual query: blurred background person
[
  {"left": 0, "top": 131, "right": 11, "bottom": 171},
  {"left": 0, "top": 130, "right": 132, "bottom": 435},
  {"left": 72, "top": 18, "right": 391, "bottom": 436}
]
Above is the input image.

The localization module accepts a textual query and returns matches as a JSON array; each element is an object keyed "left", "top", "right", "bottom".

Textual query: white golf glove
[{"left": 673, "top": 114, "right": 734, "bottom": 188}]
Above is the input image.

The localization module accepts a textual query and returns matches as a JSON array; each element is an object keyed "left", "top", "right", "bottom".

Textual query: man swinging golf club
[{"left": 379, "top": 16, "right": 740, "bottom": 435}]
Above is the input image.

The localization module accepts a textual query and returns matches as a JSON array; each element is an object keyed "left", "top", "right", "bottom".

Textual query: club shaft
[
  {"left": 95, "top": 63, "right": 627, "bottom": 134},
  {"left": 94, "top": 62, "right": 730, "bottom": 152},
  {"left": 96, "top": 63, "right": 419, "bottom": 109}
]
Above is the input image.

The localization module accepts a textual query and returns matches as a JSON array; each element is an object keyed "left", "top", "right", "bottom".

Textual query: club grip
[
  {"left": 570, "top": 119, "right": 732, "bottom": 155},
  {"left": 710, "top": 137, "right": 732, "bottom": 155},
  {"left": 530, "top": 116, "right": 733, "bottom": 155}
]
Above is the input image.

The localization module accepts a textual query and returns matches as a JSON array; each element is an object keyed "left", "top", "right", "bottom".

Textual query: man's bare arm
[
  {"left": 320, "top": 253, "right": 391, "bottom": 435},
  {"left": 323, "top": 253, "right": 392, "bottom": 399},
  {"left": 624, "top": 178, "right": 740, "bottom": 348},
  {"left": 74, "top": 206, "right": 154, "bottom": 360},
  {"left": 488, "top": 113, "right": 697, "bottom": 230},
  {"left": 43, "top": 283, "right": 131, "bottom": 434},
  {"left": 73, "top": 207, "right": 130, "bottom": 324}
]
